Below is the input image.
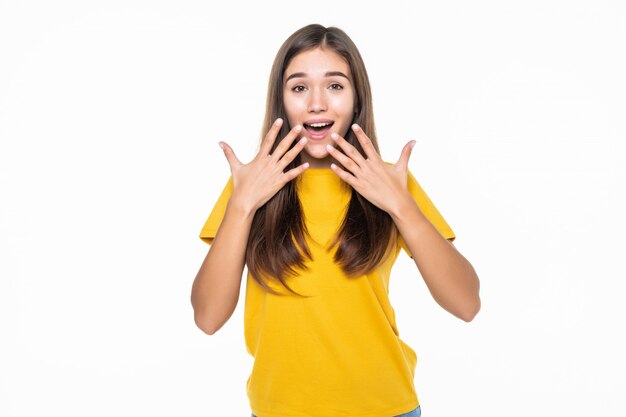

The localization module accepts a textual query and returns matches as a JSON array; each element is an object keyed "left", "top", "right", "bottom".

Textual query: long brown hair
[{"left": 246, "top": 24, "right": 398, "bottom": 297}]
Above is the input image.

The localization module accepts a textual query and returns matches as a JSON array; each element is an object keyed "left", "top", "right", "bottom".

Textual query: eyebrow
[{"left": 284, "top": 71, "right": 350, "bottom": 84}]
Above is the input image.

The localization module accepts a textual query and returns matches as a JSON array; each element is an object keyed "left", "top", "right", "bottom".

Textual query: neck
[{"left": 300, "top": 154, "right": 344, "bottom": 170}]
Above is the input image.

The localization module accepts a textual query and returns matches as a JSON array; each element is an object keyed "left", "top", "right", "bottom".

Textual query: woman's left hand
[{"left": 327, "top": 123, "right": 416, "bottom": 214}]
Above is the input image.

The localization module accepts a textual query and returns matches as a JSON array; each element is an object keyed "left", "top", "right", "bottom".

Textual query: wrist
[
  {"left": 226, "top": 195, "right": 257, "bottom": 220},
  {"left": 388, "top": 191, "right": 420, "bottom": 220}
]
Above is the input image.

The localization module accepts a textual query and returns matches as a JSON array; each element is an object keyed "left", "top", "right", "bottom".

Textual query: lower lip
[{"left": 304, "top": 126, "right": 333, "bottom": 141}]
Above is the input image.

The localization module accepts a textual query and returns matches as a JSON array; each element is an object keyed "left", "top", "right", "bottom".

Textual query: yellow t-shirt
[{"left": 199, "top": 165, "right": 455, "bottom": 417}]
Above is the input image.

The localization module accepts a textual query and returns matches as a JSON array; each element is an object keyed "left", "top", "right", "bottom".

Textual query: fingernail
[
  {"left": 331, "top": 132, "right": 338, "bottom": 140},
  {"left": 326, "top": 144, "right": 334, "bottom": 152},
  {"left": 275, "top": 118, "right": 283, "bottom": 126},
  {"left": 410, "top": 140, "right": 416, "bottom": 149},
  {"left": 299, "top": 137, "right": 307, "bottom": 144},
  {"left": 304, "top": 162, "right": 310, "bottom": 168},
  {"left": 218, "top": 142, "right": 225, "bottom": 150},
  {"left": 295, "top": 125, "right": 302, "bottom": 132},
  {"left": 352, "top": 123, "right": 360, "bottom": 131}
]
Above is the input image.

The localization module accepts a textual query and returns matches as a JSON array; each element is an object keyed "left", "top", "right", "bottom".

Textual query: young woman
[{"left": 191, "top": 24, "right": 481, "bottom": 417}]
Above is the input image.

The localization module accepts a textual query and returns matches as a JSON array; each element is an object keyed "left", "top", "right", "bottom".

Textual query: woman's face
[{"left": 283, "top": 47, "right": 355, "bottom": 169}]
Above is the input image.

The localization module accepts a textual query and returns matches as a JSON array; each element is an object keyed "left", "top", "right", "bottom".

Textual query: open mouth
[{"left": 304, "top": 121, "right": 334, "bottom": 137}]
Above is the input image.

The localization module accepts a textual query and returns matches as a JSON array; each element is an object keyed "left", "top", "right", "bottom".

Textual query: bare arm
[
  {"left": 324, "top": 125, "right": 480, "bottom": 322},
  {"left": 390, "top": 194, "right": 481, "bottom": 322},
  {"left": 190, "top": 118, "right": 309, "bottom": 335},
  {"left": 191, "top": 199, "right": 255, "bottom": 335}
]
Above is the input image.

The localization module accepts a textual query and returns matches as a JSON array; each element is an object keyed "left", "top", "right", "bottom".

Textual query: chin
[{"left": 305, "top": 145, "right": 331, "bottom": 159}]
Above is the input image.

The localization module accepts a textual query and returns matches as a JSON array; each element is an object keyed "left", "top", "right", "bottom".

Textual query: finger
[
  {"left": 351, "top": 124, "right": 380, "bottom": 161},
  {"left": 396, "top": 140, "right": 415, "bottom": 169},
  {"left": 219, "top": 141, "right": 242, "bottom": 170},
  {"left": 278, "top": 135, "right": 308, "bottom": 170},
  {"left": 282, "top": 161, "right": 310, "bottom": 182},
  {"left": 330, "top": 162, "right": 357, "bottom": 187},
  {"left": 272, "top": 124, "right": 303, "bottom": 161},
  {"left": 259, "top": 118, "right": 284, "bottom": 156},
  {"left": 330, "top": 131, "right": 367, "bottom": 169},
  {"left": 324, "top": 140, "right": 359, "bottom": 173}
]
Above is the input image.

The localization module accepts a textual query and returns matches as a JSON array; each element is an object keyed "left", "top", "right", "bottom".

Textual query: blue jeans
[{"left": 251, "top": 405, "right": 421, "bottom": 417}]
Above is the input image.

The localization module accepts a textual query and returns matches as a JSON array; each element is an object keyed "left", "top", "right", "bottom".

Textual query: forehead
[{"left": 284, "top": 47, "right": 351, "bottom": 79}]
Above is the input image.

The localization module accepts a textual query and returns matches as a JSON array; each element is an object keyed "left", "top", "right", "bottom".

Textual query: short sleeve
[
  {"left": 398, "top": 170, "right": 456, "bottom": 258},
  {"left": 199, "top": 175, "right": 234, "bottom": 245}
]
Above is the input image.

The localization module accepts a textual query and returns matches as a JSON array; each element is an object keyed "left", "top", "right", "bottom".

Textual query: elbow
[
  {"left": 191, "top": 295, "right": 238, "bottom": 336},
  {"left": 191, "top": 291, "right": 220, "bottom": 335},
  {"left": 459, "top": 297, "right": 481, "bottom": 322},
  {"left": 193, "top": 310, "right": 219, "bottom": 336},
  {"left": 460, "top": 270, "right": 481, "bottom": 322}
]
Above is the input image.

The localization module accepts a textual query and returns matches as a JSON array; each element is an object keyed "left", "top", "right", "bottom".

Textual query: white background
[{"left": 1, "top": 1, "right": 624, "bottom": 416}]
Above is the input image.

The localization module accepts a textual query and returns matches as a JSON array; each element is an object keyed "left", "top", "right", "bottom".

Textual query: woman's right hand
[{"left": 218, "top": 118, "right": 309, "bottom": 214}]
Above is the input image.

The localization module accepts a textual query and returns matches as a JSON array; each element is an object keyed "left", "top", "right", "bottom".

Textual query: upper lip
[{"left": 303, "top": 119, "right": 334, "bottom": 125}]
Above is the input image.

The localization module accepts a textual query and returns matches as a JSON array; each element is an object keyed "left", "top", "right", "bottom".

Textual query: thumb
[
  {"left": 396, "top": 140, "right": 415, "bottom": 170},
  {"left": 219, "top": 141, "right": 242, "bottom": 171}
]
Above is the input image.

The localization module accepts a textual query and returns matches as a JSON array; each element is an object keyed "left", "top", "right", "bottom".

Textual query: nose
[{"left": 307, "top": 87, "right": 327, "bottom": 112}]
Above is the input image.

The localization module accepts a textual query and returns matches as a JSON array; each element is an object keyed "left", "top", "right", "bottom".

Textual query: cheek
[
  {"left": 282, "top": 94, "right": 293, "bottom": 115},
  {"left": 329, "top": 95, "right": 354, "bottom": 118},
  {"left": 283, "top": 95, "right": 306, "bottom": 114}
]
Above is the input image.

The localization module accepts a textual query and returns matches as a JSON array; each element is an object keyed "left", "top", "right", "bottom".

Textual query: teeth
[{"left": 308, "top": 122, "right": 331, "bottom": 127}]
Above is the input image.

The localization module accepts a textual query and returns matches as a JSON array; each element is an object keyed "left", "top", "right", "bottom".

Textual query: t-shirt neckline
[{"left": 301, "top": 167, "right": 336, "bottom": 176}]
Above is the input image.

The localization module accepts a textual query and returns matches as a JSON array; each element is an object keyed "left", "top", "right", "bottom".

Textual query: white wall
[{"left": 1, "top": 0, "right": 624, "bottom": 415}]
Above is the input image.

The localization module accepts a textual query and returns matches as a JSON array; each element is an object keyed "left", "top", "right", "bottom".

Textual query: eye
[
  {"left": 292, "top": 85, "right": 306, "bottom": 93},
  {"left": 329, "top": 83, "right": 343, "bottom": 90}
]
